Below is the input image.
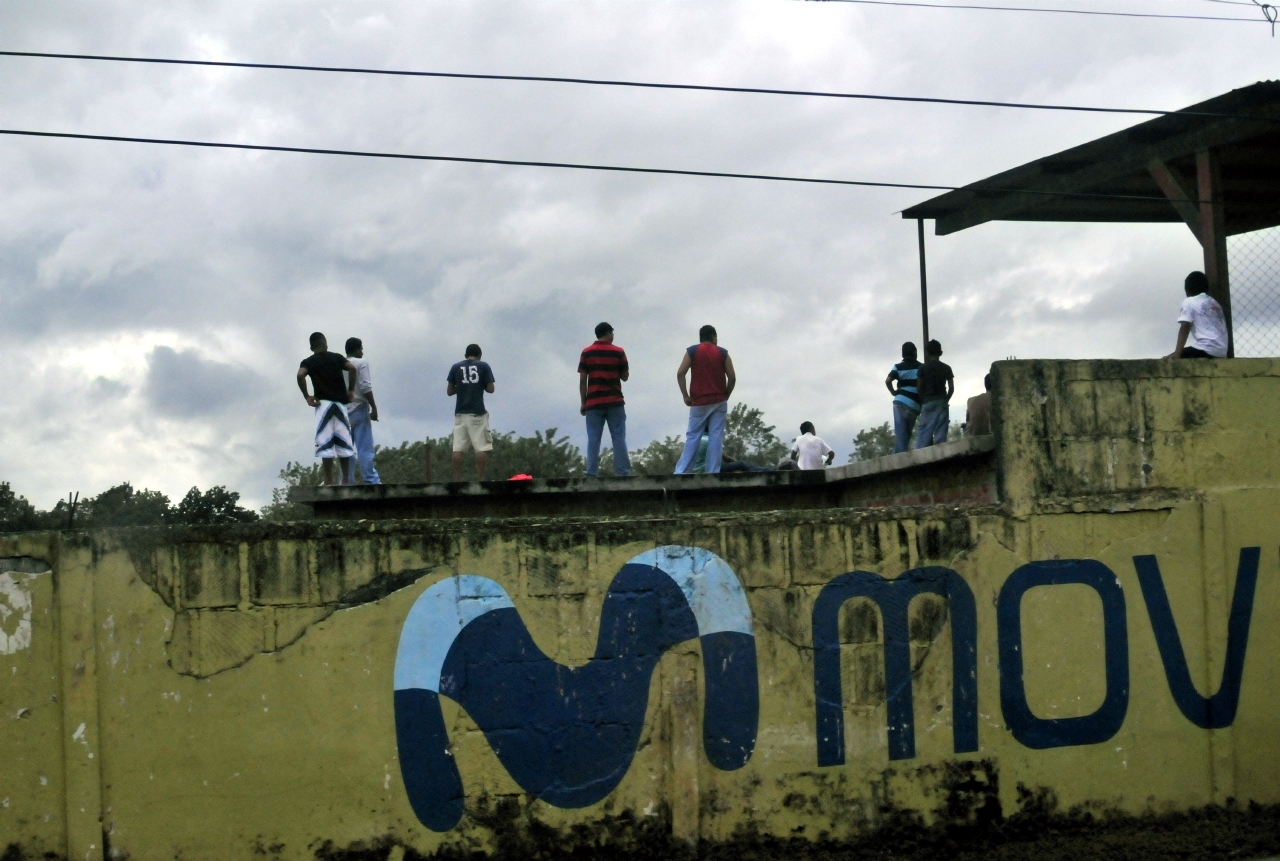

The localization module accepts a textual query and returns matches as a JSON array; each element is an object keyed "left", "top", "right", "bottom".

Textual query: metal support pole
[{"left": 917, "top": 218, "right": 930, "bottom": 346}]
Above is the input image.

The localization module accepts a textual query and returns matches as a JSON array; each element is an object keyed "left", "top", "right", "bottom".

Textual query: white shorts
[{"left": 452, "top": 413, "right": 493, "bottom": 453}]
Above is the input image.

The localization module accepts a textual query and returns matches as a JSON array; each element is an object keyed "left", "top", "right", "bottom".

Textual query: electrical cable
[
  {"left": 0, "top": 126, "right": 1212, "bottom": 204},
  {"left": 0, "top": 50, "right": 1273, "bottom": 122},
  {"left": 810, "top": 0, "right": 1265, "bottom": 21}
]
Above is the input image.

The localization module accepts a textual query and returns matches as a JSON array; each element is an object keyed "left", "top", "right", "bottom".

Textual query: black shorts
[{"left": 1180, "top": 347, "right": 1218, "bottom": 359}]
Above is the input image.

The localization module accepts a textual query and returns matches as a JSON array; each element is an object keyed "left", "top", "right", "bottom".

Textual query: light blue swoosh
[
  {"left": 628, "top": 545, "right": 753, "bottom": 636},
  {"left": 393, "top": 574, "right": 515, "bottom": 692}
]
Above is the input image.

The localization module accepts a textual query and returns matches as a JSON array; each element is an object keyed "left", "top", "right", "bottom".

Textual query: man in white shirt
[
  {"left": 344, "top": 337, "right": 381, "bottom": 484},
  {"left": 791, "top": 422, "right": 835, "bottom": 470},
  {"left": 1166, "top": 271, "right": 1228, "bottom": 359}
]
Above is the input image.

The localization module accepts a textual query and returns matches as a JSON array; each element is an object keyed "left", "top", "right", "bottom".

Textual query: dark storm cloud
[{"left": 144, "top": 345, "right": 267, "bottom": 418}]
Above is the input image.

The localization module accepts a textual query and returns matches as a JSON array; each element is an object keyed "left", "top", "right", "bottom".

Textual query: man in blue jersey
[
  {"left": 885, "top": 342, "right": 921, "bottom": 454},
  {"left": 447, "top": 344, "right": 496, "bottom": 482}
]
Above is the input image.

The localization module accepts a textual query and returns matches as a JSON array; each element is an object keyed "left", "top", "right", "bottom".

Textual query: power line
[
  {"left": 810, "top": 0, "right": 1265, "bottom": 21},
  {"left": 0, "top": 50, "right": 1271, "bottom": 122},
  {"left": 0, "top": 126, "right": 1208, "bottom": 204}
]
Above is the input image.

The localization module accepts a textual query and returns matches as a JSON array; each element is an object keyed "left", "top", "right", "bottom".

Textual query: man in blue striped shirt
[{"left": 884, "top": 342, "right": 921, "bottom": 454}]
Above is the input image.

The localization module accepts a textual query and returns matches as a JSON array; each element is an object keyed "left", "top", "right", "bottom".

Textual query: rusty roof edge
[{"left": 901, "top": 80, "right": 1280, "bottom": 225}]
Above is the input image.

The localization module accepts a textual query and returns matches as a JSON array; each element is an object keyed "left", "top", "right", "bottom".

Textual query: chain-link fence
[{"left": 1228, "top": 225, "right": 1280, "bottom": 357}]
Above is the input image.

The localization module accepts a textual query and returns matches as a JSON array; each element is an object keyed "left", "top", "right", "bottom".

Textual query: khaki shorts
[{"left": 452, "top": 413, "right": 493, "bottom": 453}]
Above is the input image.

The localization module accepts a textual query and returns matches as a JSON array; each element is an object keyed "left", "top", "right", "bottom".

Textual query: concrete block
[
  {"left": 177, "top": 542, "right": 240, "bottom": 608},
  {"left": 248, "top": 540, "right": 309, "bottom": 605},
  {"left": 195, "top": 608, "right": 266, "bottom": 676},
  {"left": 724, "top": 525, "right": 786, "bottom": 588},
  {"left": 789, "top": 523, "right": 848, "bottom": 585},
  {"left": 523, "top": 533, "right": 589, "bottom": 597}
]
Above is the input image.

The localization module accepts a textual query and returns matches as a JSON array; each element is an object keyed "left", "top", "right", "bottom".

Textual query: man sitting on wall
[{"left": 1165, "top": 270, "right": 1228, "bottom": 359}]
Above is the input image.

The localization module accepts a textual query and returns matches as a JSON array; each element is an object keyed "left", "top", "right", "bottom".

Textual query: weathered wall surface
[
  {"left": 993, "top": 358, "right": 1280, "bottom": 511},
  {"left": 2, "top": 496, "right": 1278, "bottom": 860},
  {"left": 1, "top": 359, "right": 1278, "bottom": 860}
]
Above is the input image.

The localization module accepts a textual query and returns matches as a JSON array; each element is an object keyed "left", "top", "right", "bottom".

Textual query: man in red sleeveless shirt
[{"left": 674, "top": 325, "right": 736, "bottom": 474}]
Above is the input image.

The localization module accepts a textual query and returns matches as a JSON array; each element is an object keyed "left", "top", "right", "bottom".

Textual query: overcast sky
[{"left": 0, "top": 1, "right": 1273, "bottom": 509}]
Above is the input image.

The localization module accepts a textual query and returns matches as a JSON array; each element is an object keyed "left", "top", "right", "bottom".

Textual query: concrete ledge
[
  {"left": 289, "top": 434, "right": 997, "bottom": 520},
  {"left": 826, "top": 435, "right": 995, "bottom": 481}
]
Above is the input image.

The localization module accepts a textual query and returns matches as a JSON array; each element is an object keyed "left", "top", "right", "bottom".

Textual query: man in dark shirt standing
[
  {"left": 578, "top": 322, "right": 631, "bottom": 477},
  {"left": 296, "top": 332, "right": 358, "bottom": 485},
  {"left": 674, "top": 325, "right": 736, "bottom": 474},
  {"left": 885, "top": 342, "right": 921, "bottom": 454},
  {"left": 446, "top": 344, "right": 496, "bottom": 481},
  {"left": 914, "top": 339, "right": 954, "bottom": 449}
]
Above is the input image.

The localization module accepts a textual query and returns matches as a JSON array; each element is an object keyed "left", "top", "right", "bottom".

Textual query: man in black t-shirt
[
  {"left": 296, "top": 332, "right": 358, "bottom": 485},
  {"left": 446, "top": 344, "right": 496, "bottom": 481},
  {"left": 914, "top": 339, "right": 955, "bottom": 449}
]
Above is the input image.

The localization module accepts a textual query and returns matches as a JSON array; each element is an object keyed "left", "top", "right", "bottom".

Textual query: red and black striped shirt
[{"left": 578, "top": 341, "right": 628, "bottom": 409}]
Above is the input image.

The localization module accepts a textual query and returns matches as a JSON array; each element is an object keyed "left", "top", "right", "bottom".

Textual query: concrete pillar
[{"left": 55, "top": 536, "right": 104, "bottom": 861}]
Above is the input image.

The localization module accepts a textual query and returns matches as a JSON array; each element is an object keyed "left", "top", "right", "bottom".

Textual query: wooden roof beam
[{"left": 1147, "top": 158, "right": 1202, "bottom": 241}]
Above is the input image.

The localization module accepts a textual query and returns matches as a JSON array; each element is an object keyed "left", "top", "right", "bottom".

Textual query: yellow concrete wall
[
  {"left": 1, "top": 494, "right": 1278, "bottom": 860},
  {"left": 992, "top": 358, "right": 1280, "bottom": 511},
  {"left": 2, "top": 359, "right": 1279, "bottom": 860}
]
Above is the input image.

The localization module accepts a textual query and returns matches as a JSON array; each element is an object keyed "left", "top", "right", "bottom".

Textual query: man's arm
[
  {"left": 620, "top": 362, "right": 630, "bottom": 383},
  {"left": 485, "top": 382, "right": 495, "bottom": 394},
  {"left": 676, "top": 352, "right": 693, "bottom": 406},
  {"left": 1166, "top": 322, "right": 1192, "bottom": 358},
  {"left": 296, "top": 367, "right": 316, "bottom": 407},
  {"left": 885, "top": 372, "right": 898, "bottom": 397},
  {"left": 484, "top": 366, "right": 495, "bottom": 394},
  {"left": 366, "top": 390, "right": 378, "bottom": 421},
  {"left": 945, "top": 377, "right": 955, "bottom": 401},
  {"left": 724, "top": 355, "right": 736, "bottom": 399},
  {"left": 343, "top": 360, "right": 358, "bottom": 401},
  {"left": 579, "top": 371, "right": 590, "bottom": 415}
]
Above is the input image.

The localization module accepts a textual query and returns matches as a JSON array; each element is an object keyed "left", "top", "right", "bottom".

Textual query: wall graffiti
[
  {"left": 392, "top": 544, "right": 1263, "bottom": 832},
  {"left": 812, "top": 566, "right": 978, "bottom": 764},
  {"left": 997, "top": 560, "right": 1129, "bottom": 750},
  {"left": 1135, "top": 548, "right": 1260, "bottom": 729},
  {"left": 392, "top": 545, "right": 759, "bottom": 832},
  {"left": 809, "top": 549, "right": 1262, "bottom": 765}
]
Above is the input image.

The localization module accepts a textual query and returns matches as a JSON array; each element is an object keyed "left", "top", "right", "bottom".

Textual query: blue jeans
[
  {"left": 345, "top": 403, "right": 381, "bottom": 484},
  {"left": 892, "top": 402, "right": 919, "bottom": 454},
  {"left": 675, "top": 401, "right": 728, "bottom": 474},
  {"left": 915, "top": 402, "right": 950, "bottom": 449},
  {"left": 585, "top": 404, "right": 630, "bottom": 476}
]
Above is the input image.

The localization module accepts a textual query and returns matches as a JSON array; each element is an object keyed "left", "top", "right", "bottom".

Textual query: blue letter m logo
[
  {"left": 812, "top": 567, "right": 978, "bottom": 765},
  {"left": 392, "top": 546, "right": 759, "bottom": 832}
]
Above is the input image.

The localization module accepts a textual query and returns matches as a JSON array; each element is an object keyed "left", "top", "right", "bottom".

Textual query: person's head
[
  {"left": 984, "top": 373, "right": 992, "bottom": 391},
  {"left": 595, "top": 321, "right": 614, "bottom": 342},
  {"left": 309, "top": 331, "right": 327, "bottom": 352},
  {"left": 464, "top": 344, "right": 482, "bottom": 359},
  {"left": 699, "top": 324, "right": 717, "bottom": 344},
  {"left": 1185, "top": 271, "right": 1209, "bottom": 297},
  {"left": 926, "top": 339, "right": 943, "bottom": 359},
  {"left": 345, "top": 337, "right": 363, "bottom": 358},
  {"left": 800, "top": 421, "right": 815, "bottom": 436},
  {"left": 901, "top": 341, "right": 917, "bottom": 361}
]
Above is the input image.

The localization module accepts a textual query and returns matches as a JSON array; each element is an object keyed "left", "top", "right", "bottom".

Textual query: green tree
[
  {"left": 723, "top": 404, "right": 789, "bottom": 465},
  {"left": 80, "top": 483, "right": 172, "bottom": 527},
  {"left": 169, "top": 486, "right": 259, "bottom": 526},
  {"left": 261, "top": 462, "right": 322, "bottom": 522},
  {"left": 627, "top": 436, "right": 686, "bottom": 475},
  {"left": 850, "top": 422, "right": 897, "bottom": 462},
  {"left": 849, "top": 420, "right": 963, "bottom": 462},
  {"left": 0, "top": 483, "right": 42, "bottom": 533}
]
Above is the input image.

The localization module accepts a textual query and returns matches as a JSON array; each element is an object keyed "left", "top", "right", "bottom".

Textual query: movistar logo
[{"left": 393, "top": 546, "right": 759, "bottom": 832}]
